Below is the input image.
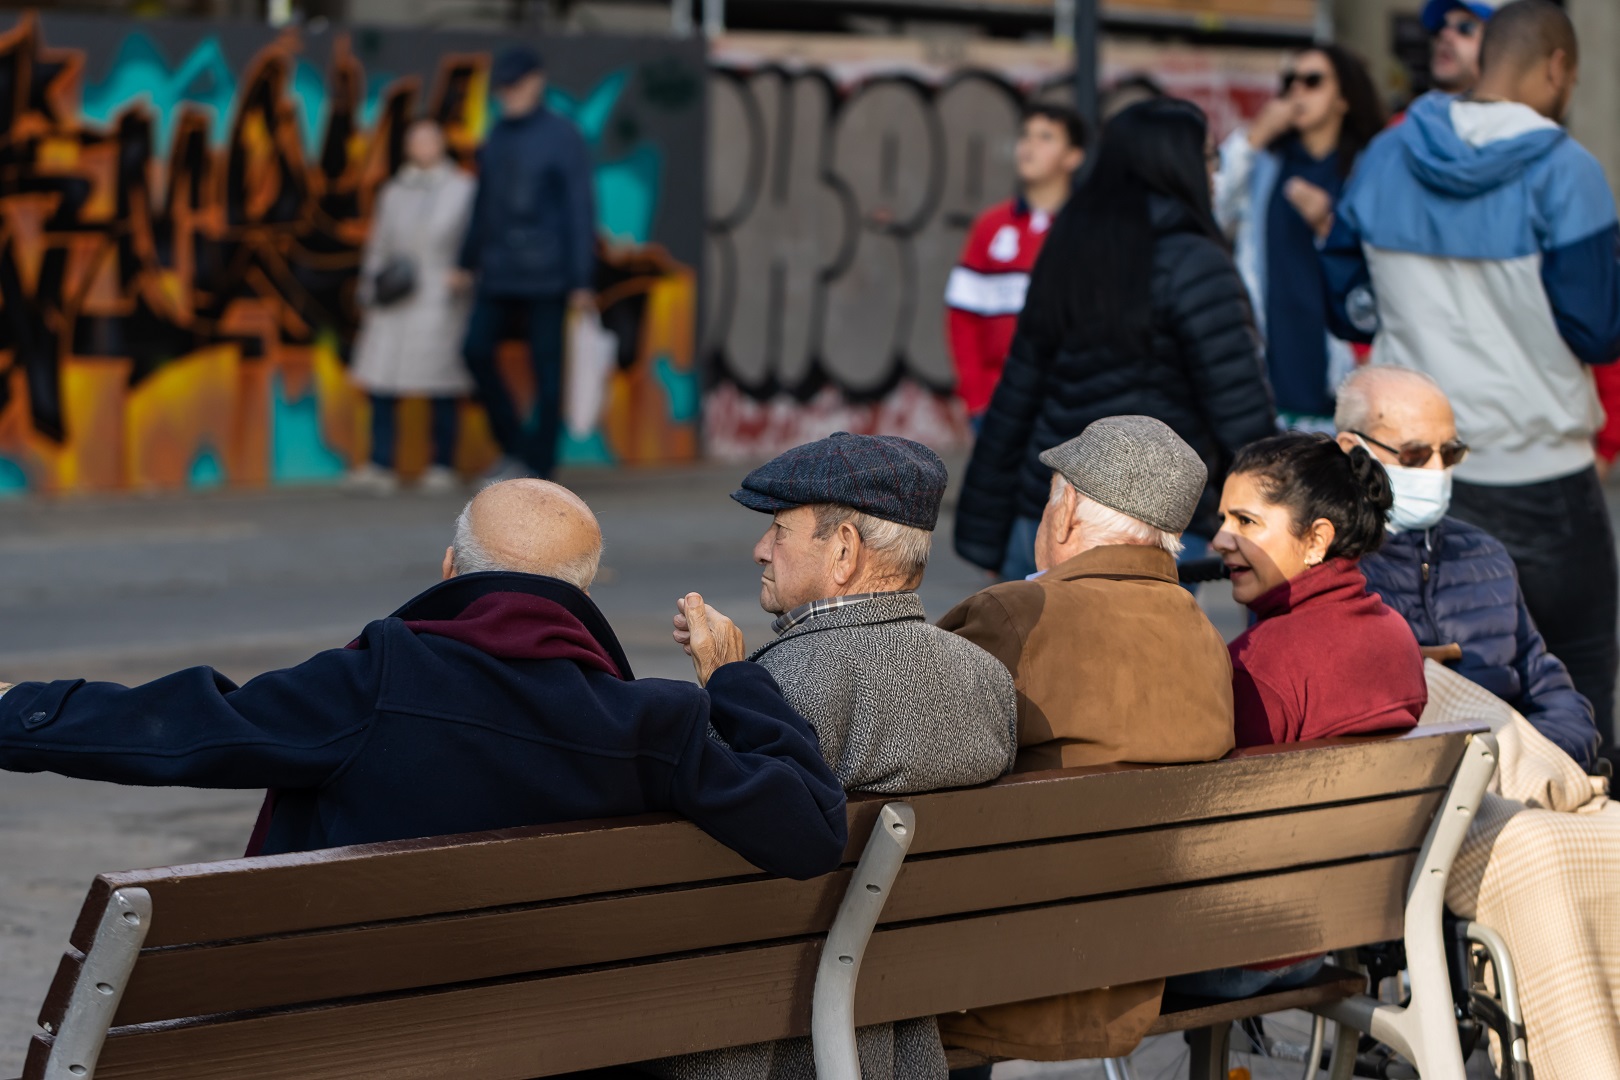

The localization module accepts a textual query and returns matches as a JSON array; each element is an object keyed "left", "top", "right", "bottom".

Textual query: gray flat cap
[{"left": 1039, "top": 416, "right": 1207, "bottom": 534}]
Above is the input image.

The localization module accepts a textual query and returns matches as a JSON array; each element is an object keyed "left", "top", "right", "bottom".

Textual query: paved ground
[{"left": 0, "top": 461, "right": 1498, "bottom": 1077}]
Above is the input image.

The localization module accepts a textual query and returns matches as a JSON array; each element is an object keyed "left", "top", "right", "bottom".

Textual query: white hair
[
  {"left": 1050, "top": 475, "right": 1184, "bottom": 556},
  {"left": 811, "top": 504, "right": 933, "bottom": 585},
  {"left": 1333, "top": 365, "right": 1446, "bottom": 434},
  {"left": 450, "top": 499, "right": 601, "bottom": 591}
]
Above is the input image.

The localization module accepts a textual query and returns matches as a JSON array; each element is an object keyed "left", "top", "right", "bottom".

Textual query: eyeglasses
[
  {"left": 1440, "top": 13, "right": 1482, "bottom": 38},
  {"left": 1353, "top": 431, "right": 1470, "bottom": 469},
  {"left": 1280, "top": 71, "right": 1327, "bottom": 94}
]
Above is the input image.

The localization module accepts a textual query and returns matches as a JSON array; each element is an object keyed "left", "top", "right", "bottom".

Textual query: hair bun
[{"left": 1346, "top": 444, "right": 1395, "bottom": 515}]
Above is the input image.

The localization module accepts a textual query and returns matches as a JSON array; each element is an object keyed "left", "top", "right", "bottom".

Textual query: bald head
[
  {"left": 1335, "top": 366, "right": 1457, "bottom": 452},
  {"left": 1477, "top": 0, "right": 1579, "bottom": 120},
  {"left": 443, "top": 479, "right": 603, "bottom": 591}
]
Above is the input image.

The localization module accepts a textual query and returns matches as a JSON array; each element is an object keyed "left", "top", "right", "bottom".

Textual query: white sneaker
[
  {"left": 417, "top": 465, "right": 460, "bottom": 495},
  {"left": 341, "top": 464, "right": 399, "bottom": 497}
]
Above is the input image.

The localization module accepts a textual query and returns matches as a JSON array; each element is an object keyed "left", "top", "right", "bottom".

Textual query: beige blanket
[{"left": 1420, "top": 661, "right": 1620, "bottom": 1080}]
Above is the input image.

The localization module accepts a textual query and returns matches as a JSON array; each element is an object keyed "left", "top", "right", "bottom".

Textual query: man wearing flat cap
[
  {"left": 934, "top": 416, "right": 1235, "bottom": 1064},
  {"left": 666, "top": 431, "right": 1016, "bottom": 1080}
]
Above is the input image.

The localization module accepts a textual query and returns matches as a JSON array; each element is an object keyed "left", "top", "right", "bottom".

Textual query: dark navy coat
[
  {"left": 1361, "top": 517, "right": 1599, "bottom": 770},
  {"left": 458, "top": 108, "right": 596, "bottom": 298},
  {"left": 0, "top": 574, "right": 848, "bottom": 877}
]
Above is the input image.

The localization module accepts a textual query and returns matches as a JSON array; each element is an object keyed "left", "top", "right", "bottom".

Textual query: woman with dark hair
[
  {"left": 1214, "top": 44, "right": 1386, "bottom": 429},
  {"left": 954, "top": 98, "right": 1277, "bottom": 580},
  {"left": 1215, "top": 432, "right": 1426, "bottom": 748}
]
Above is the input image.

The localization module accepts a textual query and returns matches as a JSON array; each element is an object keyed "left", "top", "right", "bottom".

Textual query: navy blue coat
[
  {"left": 0, "top": 574, "right": 848, "bottom": 877},
  {"left": 458, "top": 108, "right": 596, "bottom": 298},
  {"left": 1361, "top": 518, "right": 1599, "bottom": 770}
]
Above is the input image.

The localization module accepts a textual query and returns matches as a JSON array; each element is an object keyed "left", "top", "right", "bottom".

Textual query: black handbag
[{"left": 371, "top": 256, "right": 417, "bottom": 307}]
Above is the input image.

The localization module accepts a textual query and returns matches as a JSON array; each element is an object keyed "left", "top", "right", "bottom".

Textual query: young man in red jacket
[{"left": 945, "top": 103, "right": 1087, "bottom": 425}]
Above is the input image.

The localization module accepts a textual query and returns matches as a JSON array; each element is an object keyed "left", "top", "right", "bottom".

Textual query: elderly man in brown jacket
[{"left": 936, "top": 415, "right": 1235, "bottom": 1064}]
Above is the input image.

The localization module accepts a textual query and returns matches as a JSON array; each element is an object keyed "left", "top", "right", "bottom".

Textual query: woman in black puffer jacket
[{"left": 955, "top": 98, "right": 1277, "bottom": 578}]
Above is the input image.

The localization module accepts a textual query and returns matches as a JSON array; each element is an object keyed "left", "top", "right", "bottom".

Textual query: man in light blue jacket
[{"left": 1321, "top": 0, "right": 1620, "bottom": 761}]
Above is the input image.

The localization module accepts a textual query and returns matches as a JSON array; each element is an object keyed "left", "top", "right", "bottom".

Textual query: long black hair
[
  {"left": 1229, "top": 432, "right": 1393, "bottom": 561},
  {"left": 1018, "top": 97, "right": 1221, "bottom": 357},
  {"left": 1271, "top": 43, "right": 1387, "bottom": 179}
]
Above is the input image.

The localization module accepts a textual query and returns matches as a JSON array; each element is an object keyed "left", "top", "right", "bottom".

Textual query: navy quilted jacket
[{"left": 1361, "top": 517, "right": 1599, "bottom": 769}]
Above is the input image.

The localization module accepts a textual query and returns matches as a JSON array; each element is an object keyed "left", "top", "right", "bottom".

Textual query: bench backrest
[{"left": 21, "top": 723, "right": 1480, "bottom": 1080}]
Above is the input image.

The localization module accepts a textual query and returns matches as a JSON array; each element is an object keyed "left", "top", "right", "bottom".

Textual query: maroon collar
[{"left": 1247, "top": 558, "right": 1371, "bottom": 621}]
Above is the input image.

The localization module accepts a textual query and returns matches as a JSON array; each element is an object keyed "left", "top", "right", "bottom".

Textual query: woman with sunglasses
[
  {"left": 1344, "top": 367, "right": 1600, "bottom": 771},
  {"left": 1213, "top": 44, "right": 1386, "bottom": 431},
  {"left": 955, "top": 98, "right": 1277, "bottom": 579}
]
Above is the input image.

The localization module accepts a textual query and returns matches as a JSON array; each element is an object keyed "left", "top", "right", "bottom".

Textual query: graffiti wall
[
  {"left": 702, "top": 34, "right": 1284, "bottom": 460},
  {"left": 0, "top": 12, "right": 705, "bottom": 495}
]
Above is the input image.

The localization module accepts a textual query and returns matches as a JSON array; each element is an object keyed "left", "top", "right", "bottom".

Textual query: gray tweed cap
[
  {"left": 732, "top": 432, "right": 947, "bottom": 531},
  {"left": 1038, "top": 416, "right": 1207, "bottom": 534}
]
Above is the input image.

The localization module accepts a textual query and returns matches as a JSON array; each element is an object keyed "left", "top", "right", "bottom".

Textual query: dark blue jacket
[
  {"left": 458, "top": 108, "right": 596, "bottom": 298},
  {"left": 1361, "top": 517, "right": 1599, "bottom": 770},
  {"left": 0, "top": 574, "right": 848, "bottom": 877}
]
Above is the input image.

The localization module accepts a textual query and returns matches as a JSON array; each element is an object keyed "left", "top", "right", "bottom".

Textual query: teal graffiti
[
  {"left": 0, "top": 457, "right": 27, "bottom": 498},
  {"left": 81, "top": 33, "right": 237, "bottom": 156},
  {"left": 269, "top": 373, "right": 346, "bottom": 484},
  {"left": 654, "top": 354, "right": 698, "bottom": 423},
  {"left": 549, "top": 70, "right": 662, "bottom": 243},
  {"left": 188, "top": 446, "right": 226, "bottom": 489}
]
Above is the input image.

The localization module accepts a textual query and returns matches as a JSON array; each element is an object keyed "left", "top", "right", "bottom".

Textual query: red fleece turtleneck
[{"left": 1229, "top": 557, "right": 1426, "bottom": 748}]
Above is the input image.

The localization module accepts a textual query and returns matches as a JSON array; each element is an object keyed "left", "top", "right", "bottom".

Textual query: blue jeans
[
  {"left": 1166, "top": 954, "right": 1326, "bottom": 1000},
  {"left": 370, "top": 394, "right": 458, "bottom": 470},
  {"left": 999, "top": 516, "right": 1212, "bottom": 585},
  {"left": 462, "top": 294, "right": 567, "bottom": 478}
]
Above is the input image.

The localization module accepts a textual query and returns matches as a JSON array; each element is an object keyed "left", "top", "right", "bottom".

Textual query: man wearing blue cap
[
  {"left": 1424, "top": 1, "right": 1503, "bottom": 94},
  {"left": 453, "top": 45, "right": 596, "bottom": 481},
  {"left": 664, "top": 431, "right": 1017, "bottom": 1080}
]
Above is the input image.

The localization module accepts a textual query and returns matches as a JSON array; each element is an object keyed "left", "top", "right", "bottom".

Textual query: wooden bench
[{"left": 12, "top": 722, "right": 1495, "bottom": 1080}]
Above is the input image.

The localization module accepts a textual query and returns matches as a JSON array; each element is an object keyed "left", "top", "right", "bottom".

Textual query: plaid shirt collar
[{"left": 770, "top": 592, "right": 887, "bottom": 636}]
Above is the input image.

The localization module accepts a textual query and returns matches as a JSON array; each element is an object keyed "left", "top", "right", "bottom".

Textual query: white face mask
[{"left": 1384, "top": 462, "right": 1452, "bottom": 532}]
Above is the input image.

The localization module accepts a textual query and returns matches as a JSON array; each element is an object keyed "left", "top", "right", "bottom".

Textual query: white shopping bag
[{"left": 565, "top": 308, "right": 618, "bottom": 440}]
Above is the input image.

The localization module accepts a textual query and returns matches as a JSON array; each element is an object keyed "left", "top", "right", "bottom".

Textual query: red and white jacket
[{"left": 945, "top": 197, "right": 1053, "bottom": 415}]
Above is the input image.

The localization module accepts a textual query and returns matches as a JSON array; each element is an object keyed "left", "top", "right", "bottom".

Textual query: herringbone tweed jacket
[{"left": 650, "top": 591, "right": 1018, "bottom": 1080}]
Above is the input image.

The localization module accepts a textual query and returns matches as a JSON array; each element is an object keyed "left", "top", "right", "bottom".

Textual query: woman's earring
[{"left": 1305, "top": 554, "right": 1323, "bottom": 567}]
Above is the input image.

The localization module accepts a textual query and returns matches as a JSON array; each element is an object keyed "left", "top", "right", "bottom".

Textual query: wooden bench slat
[
  {"left": 78, "top": 791, "right": 1438, "bottom": 1027},
  {"left": 70, "top": 857, "right": 1413, "bottom": 1080},
  {"left": 70, "top": 727, "right": 1469, "bottom": 952}
]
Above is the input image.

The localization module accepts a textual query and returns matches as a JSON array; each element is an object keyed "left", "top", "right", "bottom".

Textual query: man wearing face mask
[{"left": 1338, "top": 368, "right": 1600, "bottom": 771}]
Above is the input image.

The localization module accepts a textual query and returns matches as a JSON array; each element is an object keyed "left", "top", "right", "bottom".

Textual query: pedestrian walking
[
  {"left": 1322, "top": 0, "right": 1620, "bottom": 762},
  {"left": 454, "top": 46, "right": 596, "bottom": 481},
  {"left": 945, "top": 104, "right": 1086, "bottom": 427},
  {"left": 347, "top": 119, "right": 476, "bottom": 496},
  {"left": 954, "top": 98, "right": 1276, "bottom": 581},
  {"left": 1213, "top": 44, "right": 1384, "bottom": 430}
]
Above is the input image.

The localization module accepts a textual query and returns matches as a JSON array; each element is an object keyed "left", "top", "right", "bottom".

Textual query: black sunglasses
[
  {"left": 1280, "top": 71, "right": 1327, "bottom": 94},
  {"left": 1353, "top": 431, "right": 1470, "bottom": 470}
]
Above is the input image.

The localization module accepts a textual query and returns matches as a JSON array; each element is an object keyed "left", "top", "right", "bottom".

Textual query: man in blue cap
[
  {"left": 453, "top": 45, "right": 596, "bottom": 481},
  {"left": 665, "top": 430, "right": 1016, "bottom": 1078},
  {"left": 1424, "top": 0, "right": 1503, "bottom": 93}
]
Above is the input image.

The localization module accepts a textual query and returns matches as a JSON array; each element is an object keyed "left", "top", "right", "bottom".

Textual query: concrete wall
[{"left": 1568, "top": 0, "right": 1620, "bottom": 200}]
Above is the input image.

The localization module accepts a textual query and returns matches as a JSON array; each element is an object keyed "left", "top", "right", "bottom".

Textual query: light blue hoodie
[{"left": 1323, "top": 92, "right": 1620, "bottom": 485}]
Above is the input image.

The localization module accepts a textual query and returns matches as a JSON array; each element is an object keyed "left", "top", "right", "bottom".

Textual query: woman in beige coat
[{"left": 347, "top": 120, "right": 476, "bottom": 495}]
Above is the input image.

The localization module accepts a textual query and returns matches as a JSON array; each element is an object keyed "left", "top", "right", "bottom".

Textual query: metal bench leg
[
  {"left": 1186, "top": 1023, "right": 1230, "bottom": 1080},
  {"left": 1102, "top": 1056, "right": 1139, "bottom": 1080},
  {"left": 1315, "top": 732, "right": 1498, "bottom": 1080},
  {"left": 812, "top": 802, "right": 915, "bottom": 1080},
  {"left": 38, "top": 887, "right": 151, "bottom": 1080}
]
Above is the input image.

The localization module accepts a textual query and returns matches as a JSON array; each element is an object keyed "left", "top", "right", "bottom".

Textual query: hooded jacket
[
  {"left": 1322, "top": 93, "right": 1620, "bottom": 485},
  {"left": 0, "top": 573, "right": 848, "bottom": 877},
  {"left": 953, "top": 195, "right": 1276, "bottom": 570},
  {"left": 1360, "top": 517, "right": 1598, "bottom": 769}
]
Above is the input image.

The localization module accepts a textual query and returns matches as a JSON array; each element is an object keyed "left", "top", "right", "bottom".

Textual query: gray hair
[
  {"left": 810, "top": 504, "right": 932, "bottom": 584},
  {"left": 1051, "top": 475, "right": 1183, "bottom": 556},
  {"left": 1333, "top": 366, "right": 1446, "bottom": 434},
  {"left": 450, "top": 499, "right": 601, "bottom": 591}
]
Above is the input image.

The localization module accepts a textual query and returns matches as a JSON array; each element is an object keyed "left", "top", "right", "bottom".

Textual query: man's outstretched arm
[{"left": 0, "top": 643, "right": 383, "bottom": 790}]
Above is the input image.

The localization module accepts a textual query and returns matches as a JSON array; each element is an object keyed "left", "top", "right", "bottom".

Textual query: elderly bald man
[
  {"left": 0, "top": 480, "right": 848, "bottom": 877},
  {"left": 1339, "top": 367, "right": 1601, "bottom": 771}
]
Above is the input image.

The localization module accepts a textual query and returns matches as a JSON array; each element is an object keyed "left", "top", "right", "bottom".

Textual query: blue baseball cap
[
  {"left": 1422, "top": 0, "right": 1499, "bottom": 33},
  {"left": 492, "top": 46, "right": 544, "bottom": 89}
]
